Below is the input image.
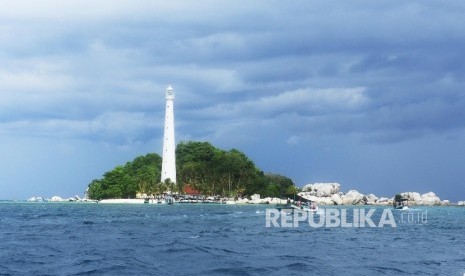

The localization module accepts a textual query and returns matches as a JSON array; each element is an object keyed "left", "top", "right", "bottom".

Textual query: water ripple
[{"left": 1, "top": 203, "right": 465, "bottom": 275}]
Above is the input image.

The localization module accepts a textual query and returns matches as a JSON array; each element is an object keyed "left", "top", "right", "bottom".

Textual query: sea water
[{"left": 0, "top": 202, "right": 464, "bottom": 275}]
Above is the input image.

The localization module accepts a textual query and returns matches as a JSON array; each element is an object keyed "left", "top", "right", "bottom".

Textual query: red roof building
[{"left": 183, "top": 184, "right": 200, "bottom": 195}]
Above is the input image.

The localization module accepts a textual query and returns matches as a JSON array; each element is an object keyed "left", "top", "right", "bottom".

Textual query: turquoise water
[{"left": 0, "top": 203, "right": 464, "bottom": 275}]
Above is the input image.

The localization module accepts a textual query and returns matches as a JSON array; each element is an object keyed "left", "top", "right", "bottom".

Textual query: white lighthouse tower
[{"left": 161, "top": 85, "right": 177, "bottom": 184}]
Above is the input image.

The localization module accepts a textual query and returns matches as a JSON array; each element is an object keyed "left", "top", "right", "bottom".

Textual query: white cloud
[
  {"left": 0, "top": 111, "right": 161, "bottom": 145},
  {"left": 0, "top": 0, "right": 262, "bottom": 24},
  {"left": 255, "top": 87, "right": 368, "bottom": 113},
  {"left": 286, "top": 135, "right": 301, "bottom": 145},
  {"left": 0, "top": 64, "right": 71, "bottom": 92},
  {"left": 191, "top": 87, "right": 368, "bottom": 120}
]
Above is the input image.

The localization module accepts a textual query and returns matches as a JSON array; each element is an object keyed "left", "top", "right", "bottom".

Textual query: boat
[
  {"left": 165, "top": 196, "right": 174, "bottom": 205},
  {"left": 276, "top": 195, "right": 319, "bottom": 213},
  {"left": 142, "top": 195, "right": 170, "bottom": 204},
  {"left": 291, "top": 200, "right": 319, "bottom": 213},
  {"left": 393, "top": 197, "right": 409, "bottom": 210}
]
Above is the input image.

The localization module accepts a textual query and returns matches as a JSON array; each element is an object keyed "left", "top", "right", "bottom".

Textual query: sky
[{"left": 1, "top": 1, "right": 465, "bottom": 201}]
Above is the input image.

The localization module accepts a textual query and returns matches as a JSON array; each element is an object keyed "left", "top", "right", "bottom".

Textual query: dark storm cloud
[{"left": 1, "top": 0, "right": 465, "bottom": 199}]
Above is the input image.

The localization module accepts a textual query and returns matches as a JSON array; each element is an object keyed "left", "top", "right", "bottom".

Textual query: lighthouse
[{"left": 161, "top": 85, "right": 176, "bottom": 184}]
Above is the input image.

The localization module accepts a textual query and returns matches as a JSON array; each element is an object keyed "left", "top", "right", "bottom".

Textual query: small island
[
  {"left": 86, "top": 141, "right": 299, "bottom": 201},
  {"left": 48, "top": 140, "right": 458, "bottom": 206},
  {"left": 27, "top": 141, "right": 463, "bottom": 206}
]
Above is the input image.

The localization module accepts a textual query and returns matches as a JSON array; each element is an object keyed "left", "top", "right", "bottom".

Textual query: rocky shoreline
[
  {"left": 297, "top": 183, "right": 455, "bottom": 206},
  {"left": 27, "top": 183, "right": 464, "bottom": 206},
  {"left": 231, "top": 183, "right": 465, "bottom": 206},
  {"left": 212, "top": 182, "right": 463, "bottom": 206}
]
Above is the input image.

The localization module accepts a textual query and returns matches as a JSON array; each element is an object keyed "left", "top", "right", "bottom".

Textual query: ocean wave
[{"left": 1, "top": 203, "right": 464, "bottom": 275}]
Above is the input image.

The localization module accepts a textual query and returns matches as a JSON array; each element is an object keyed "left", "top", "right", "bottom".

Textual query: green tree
[
  {"left": 87, "top": 153, "right": 162, "bottom": 200},
  {"left": 87, "top": 141, "right": 298, "bottom": 200},
  {"left": 264, "top": 173, "right": 297, "bottom": 197}
]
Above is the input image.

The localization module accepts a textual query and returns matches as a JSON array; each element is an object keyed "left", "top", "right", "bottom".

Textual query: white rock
[
  {"left": 28, "top": 196, "right": 45, "bottom": 202},
  {"left": 275, "top": 198, "right": 288, "bottom": 204},
  {"left": 341, "top": 190, "right": 365, "bottom": 205},
  {"left": 316, "top": 197, "right": 335, "bottom": 205},
  {"left": 366, "top": 193, "right": 378, "bottom": 201},
  {"left": 263, "top": 197, "right": 274, "bottom": 204},
  {"left": 237, "top": 198, "right": 249, "bottom": 204},
  {"left": 297, "top": 193, "right": 334, "bottom": 205},
  {"left": 401, "top": 192, "right": 422, "bottom": 203},
  {"left": 297, "top": 193, "right": 315, "bottom": 202},
  {"left": 376, "top": 197, "right": 391, "bottom": 205},
  {"left": 301, "top": 184, "right": 312, "bottom": 192},
  {"left": 378, "top": 197, "right": 390, "bottom": 203},
  {"left": 420, "top": 192, "right": 441, "bottom": 206},
  {"left": 50, "top": 196, "right": 64, "bottom": 202},
  {"left": 302, "top": 183, "right": 340, "bottom": 197},
  {"left": 249, "top": 194, "right": 263, "bottom": 204},
  {"left": 296, "top": 183, "right": 452, "bottom": 206},
  {"left": 251, "top": 194, "right": 260, "bottom": 201},
  {"left": 331, "top": 194, "right": 343, "bottom": 205},
  {"left": 364, "top": 194, "right": 378, "bottom": 205},
  {"left": 421, "top": 191, "right": 437, "bottom": 198}
]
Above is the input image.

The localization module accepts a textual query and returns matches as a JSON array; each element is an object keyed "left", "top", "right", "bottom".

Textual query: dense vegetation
[{"left": 87, "top": 141, "right": 299, "bottom": 200}]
